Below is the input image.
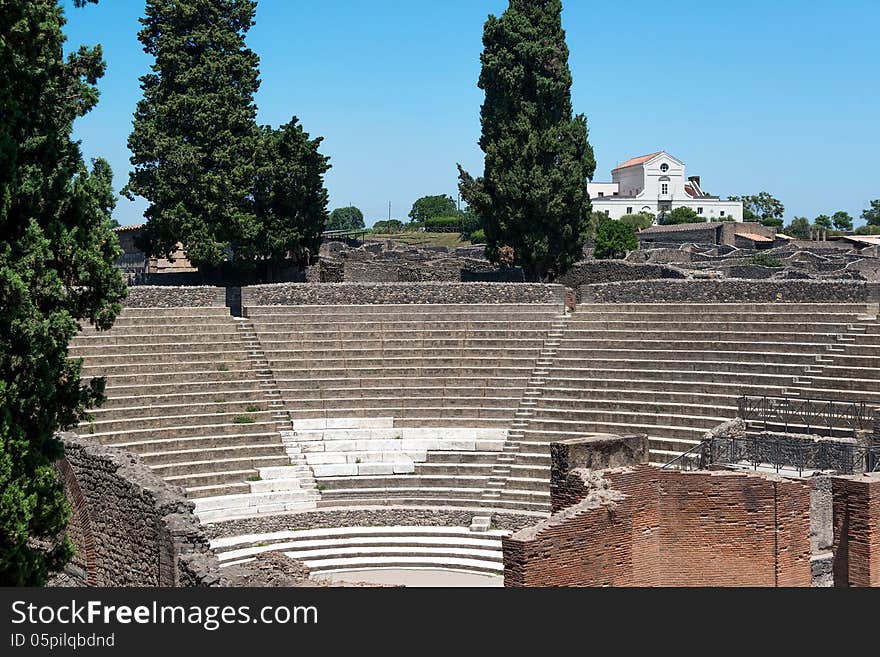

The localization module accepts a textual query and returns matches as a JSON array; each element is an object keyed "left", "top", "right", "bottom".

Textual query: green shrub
[
  {"left": 662, "top": 207, "right": 703, "bottom": 225},
  {"left": 245, "top": 404, "right": 262, "bottom": 413},
  {"left": 372, "top": 219, "right": 405, "bottom": 234},
  {"left": 424, "top": 216, "right": 461, "bottom": 233},
  {"left": 233, "top": 415, "right": 256, "bottom": 424},
  {"left": 470, "top": 229, "right": 486, "bottom": 244},
  {"left": 619, "top": 212, "right": 655, "bottom": 231},
  {"left": 593, "top": 220, "right": 638, "bottom": 260}
]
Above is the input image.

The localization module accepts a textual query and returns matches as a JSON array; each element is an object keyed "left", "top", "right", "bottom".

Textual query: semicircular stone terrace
[{"left": 71, "top": 293, "right": 880, "bottom": 579}]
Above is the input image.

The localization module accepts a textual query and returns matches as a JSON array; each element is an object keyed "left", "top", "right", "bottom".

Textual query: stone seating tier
[{"left": 211, "top": 526, "right": 509, "bottom": 576}]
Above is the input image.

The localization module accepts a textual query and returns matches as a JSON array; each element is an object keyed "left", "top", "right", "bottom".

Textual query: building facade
[{"left": 587, "top": 151, "right": 743, "bottom": 222}]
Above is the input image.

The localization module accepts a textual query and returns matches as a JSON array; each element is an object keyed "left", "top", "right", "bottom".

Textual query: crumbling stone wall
[
  {"left": 579, "top": 279, "right": 873, "bottom": 303},
  {"left": 204, "top": 508, "right": 537, "bottom": 541},
  {"left": 550, "top": 434, "right": 649, "bottom": 512},
  {"left": 124, "top": 285, "right": 226, "bottom": 308},
  {"left": 242, "top": 282, "right": 567, "bottom": 307},
  {"left": 56, "top": 433, "right": 222, "bottom": 587},
  {"left": 504, "top": 465, "right": 813, "bottom": 587},
  {"left": 557, "top": 261, "right": 686, "bottom": 295}
]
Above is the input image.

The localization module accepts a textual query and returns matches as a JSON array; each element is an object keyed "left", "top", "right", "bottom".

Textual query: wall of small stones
[
  {"left": 124, "top": 286, "right": 226, "bottom": 308},
  {"left": 550, "top": 434, "right": 649, "bottom": 513},
  {"left": 503, "top": 465, "right": 814, "bottom": 587},
  {"left": 56, "top": 433, "right": 223, "bottom": 587},
  {"left": 204, "top": 508, "right": 539, "bottom": 540},
  {"left": 556, "top": 261, "right": 686, "bottom": 295},
  {"left": 241, "top": 282, "right": 567, "bottom": 307},
  {"left": 579, "top": 279, "right": 873, "bottom": 303}
]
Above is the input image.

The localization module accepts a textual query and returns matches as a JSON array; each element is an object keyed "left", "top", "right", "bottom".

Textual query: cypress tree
[
  {"left": 124, "top": 0, "right": 262, "bottom": 268},
  {"left": 0, "top": 0, "right": 126, "bottom": 585},
  {"left": 247, "top": 118, "right": 331, "bottom": 278},
  {"left": 459, "top": 0, "right": 596, "bottom": 281}
]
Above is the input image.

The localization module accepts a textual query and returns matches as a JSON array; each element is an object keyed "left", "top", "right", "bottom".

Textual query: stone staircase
[
  {"left": 508, "top": 303, "right": 877, "bottom": 475},
  {"left": 476, "top": 312, "right": 571, "bottom": 518},
  {"left": 244, "top": 303, "right": 566, "bottom": 510},
  {"left": 70, "top": 307, "right": 316, "bottom": 523}
]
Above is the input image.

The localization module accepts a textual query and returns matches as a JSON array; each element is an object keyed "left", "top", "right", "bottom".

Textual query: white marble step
[
  {"left": 292, "top": 555, "right": 504, "bottom": 573},
  {"left": 218, "top": 536, "right": 503, "bottom": 563},
  {"left": 212, "top": 526, "right": 510, "bottom": 550}
]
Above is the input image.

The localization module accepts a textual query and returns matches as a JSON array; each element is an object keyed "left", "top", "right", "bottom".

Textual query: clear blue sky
[{"left": 62, "top": 0, "right": 880, "bottom": 227}]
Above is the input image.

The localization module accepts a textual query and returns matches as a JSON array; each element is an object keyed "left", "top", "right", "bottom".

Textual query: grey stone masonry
[
  {"left": 56, "top": 432, "right": 224, "bottom": 587},
  {"left": 124, "top": 286, "right": 226, "bottom": 308},
  {"left": 203, "top": 507, "right": 538, "bottom": 540},
  {"left": 579, "top": 279, "right": 873, "bottom": 303},
  {"left": 241, "top": 282, "right": 567, "bottom": 308}
]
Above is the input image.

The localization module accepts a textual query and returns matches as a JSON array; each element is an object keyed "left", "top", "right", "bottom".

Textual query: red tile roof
[
  {"left": 738, "top": 232, "right": 774, "bottom": 243},
  {"left": 613, "top": 152, "right": 662, "bottom": 171}
]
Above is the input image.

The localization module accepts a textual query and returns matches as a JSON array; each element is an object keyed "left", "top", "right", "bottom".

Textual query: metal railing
[
  {"left": 661, "top": 441, "right": 707, "bottom": 471},
  {"left": 664, "top": 435, "right": 880, "bottom": 476},
  {"left": 737, "top": 395, "right": 870, "bottom": 438}
]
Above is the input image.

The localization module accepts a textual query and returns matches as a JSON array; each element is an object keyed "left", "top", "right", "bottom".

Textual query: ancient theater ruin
[{"left": 55, "top": 273, "right": 880, "bottom": 588}]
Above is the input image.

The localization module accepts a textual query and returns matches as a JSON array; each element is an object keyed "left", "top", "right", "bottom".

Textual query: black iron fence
[
  {"left": 737, "top": 395, "right": 870, "bottom": 438},
  {"left": 664, "top": 435, "right": 880, "bottom": 476}
]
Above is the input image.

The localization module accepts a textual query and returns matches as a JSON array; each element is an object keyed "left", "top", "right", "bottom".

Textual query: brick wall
[
  {"left": 832, "top": 474, "right": 880, "bottom": 587},
  {"left": 504, "top": 465, "right": 813, "bottom": 587}
]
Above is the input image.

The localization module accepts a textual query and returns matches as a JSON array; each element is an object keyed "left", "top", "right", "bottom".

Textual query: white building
[{"left": 587, "top": 151, "right": 743, "bottom": 222}]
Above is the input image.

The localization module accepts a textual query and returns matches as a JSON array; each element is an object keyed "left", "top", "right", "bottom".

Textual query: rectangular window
[
  {"left": 605, "top": 210, "right": 610, "bottom": 216},
  {"left": 598, "top": 192, "right": 604, "bottom": 197},
  {"left": 662, "top": 184, "right": 669, "bottom": 195},
  {"left": 697, "top": 207, "right": 703, "bottom": 215},
  {"left": 627, "top": 207, "right": 633, "bottom": 214},
  {"left": 721, "top": 211, "right": 726, "bottom": 217}
]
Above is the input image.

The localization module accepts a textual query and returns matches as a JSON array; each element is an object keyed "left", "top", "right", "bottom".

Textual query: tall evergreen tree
[
  {"left": 0, "top": 0, "right": 125, "bottom": 585},
  {"left": 124, "top": 0, "right": 262, "bottom": 268},
  {"left": 459, "top": 0, "right": 595, "bottom": 281},
  {"left": 246, "top": 119, "right": 331, "bottom": 277}
]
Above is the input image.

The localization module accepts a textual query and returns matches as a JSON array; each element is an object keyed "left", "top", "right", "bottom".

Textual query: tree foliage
[
  {"left": 458, "top": 0, "right": 596, "bottom": 281},
  {"left": 125, "top": 0, "right": 328, "bottom": 271},
  {"left": 813, "top": 214, "right": 832, "bottom": 229},
  {"left": 593, "top": 221, "right": 638, "bottom": 260},
  {"left": 125, "top": 0, "right": 262, "bottom": 268},
  {"left": 785, "top": 216, "right": 811, "bottom": 239},
  {"left": 619, "top": 212, "right": 655, "bottom": 231},
  {"left": 832, "top": 211, "right": 853, "bottom": 232},
  {"left": 327, "top": 206, "right": 365, "bottom": 231},
  {"left": 730, "top": 192, "right": 785, "bottom": 226},
  {"left": 862, "top": 200, "right": 880, "bottom": 227},
  {"left": 0, "top": 0, "right": 126, "bottom": 585},
  {"left": 408, "top": 195, "right": 457, "bottom": 224},
  {"left": 372, "top": 219, "right": 405, "bottom": 234},
  {"left": 662, "top": 207, "right": 703, "bottom": 225},
  {"left": 246, "top": 119, "right": 330, "bottom": 269}
]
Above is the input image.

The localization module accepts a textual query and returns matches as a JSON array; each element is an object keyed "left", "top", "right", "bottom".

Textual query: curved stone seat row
[
  {"left": 71, "top": 309, "right": 299, "bottom": 504},
  {"left": 503, "top": 302, "right": 876, "bottom": 498},
  {"left": 245, "top": 304, "right": 564, "bottom": 512},
  {"left": 212, "top": 526, "right": 508, "bottom": 576}
]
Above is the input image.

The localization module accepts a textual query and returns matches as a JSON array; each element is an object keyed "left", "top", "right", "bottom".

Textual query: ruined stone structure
[
  {"left": 57, "top": 281, "right": 880, "bottom": 587},
  {"left": 504, "top": 461, "right": 814, "bottom": 587}
]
